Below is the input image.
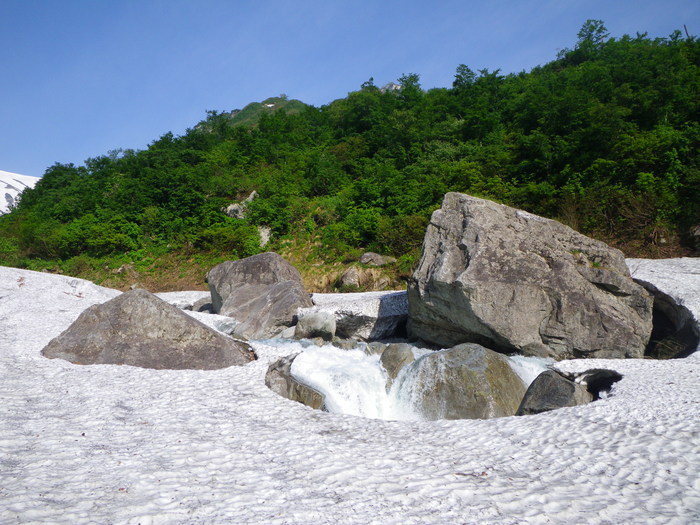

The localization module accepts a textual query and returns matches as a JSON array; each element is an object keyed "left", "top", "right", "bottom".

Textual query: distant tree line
[{"left": 1, "top": 21, "right": 698, "bottom": 271}]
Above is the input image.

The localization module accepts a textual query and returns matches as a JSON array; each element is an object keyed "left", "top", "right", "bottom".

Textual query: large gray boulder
[
  {"left": 408, "top": 193, "right": 653, "bottom": 359},
  {"left": 206, "top": 252, "right": 312, "bottom": 339},
  {"left": 41, "top": 289, "right": 256, "bottom": 369},
  {"left": 392, "top": 343, "right": 526, "bottom": 420}
]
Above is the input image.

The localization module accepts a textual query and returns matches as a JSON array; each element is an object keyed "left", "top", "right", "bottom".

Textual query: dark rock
[
  {"left": 265, "top": 354, "right": 325, "bottom": 410},
  {"left": 393, "top": 343, "right": 526, "bottom": 420},
  {"left": 516, "top": 370, "right": 593, "bottom": 415},
  {"left": 41, "top": 289, "right": 256, "bottom": 369},
  {"left": 206, "top": 252, "right": 313, "bottom": 339},
  {"left": 192, "top": 297, "right": 214, "bottom": 313},
  {"left": 408, "top": 193, "right": 653, "bottom": 359},
  {"left": 558, "top": 368, "right": 624, "bottom": 400},
  {"left": 627, "top": 259, "right": 700, "bottom": 359}
]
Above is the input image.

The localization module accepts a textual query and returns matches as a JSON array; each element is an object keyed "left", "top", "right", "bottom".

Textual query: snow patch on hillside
[{"left": 0, "top": 169, "right": 39, "bottom": 214}]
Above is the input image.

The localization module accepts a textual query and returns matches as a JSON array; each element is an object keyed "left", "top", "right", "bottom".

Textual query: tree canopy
[{"left": 2, "top": 21, "right": 698, "bottom": 284}]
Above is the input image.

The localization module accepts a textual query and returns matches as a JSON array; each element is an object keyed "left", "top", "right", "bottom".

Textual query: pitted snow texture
[{"left": 1, "top": 266, "right": 699, "bottom": 524}]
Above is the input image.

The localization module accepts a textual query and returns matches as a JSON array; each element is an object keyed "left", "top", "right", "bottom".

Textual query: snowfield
[{"left": 1, "top": 266, "right": 699, "bottom": 524}]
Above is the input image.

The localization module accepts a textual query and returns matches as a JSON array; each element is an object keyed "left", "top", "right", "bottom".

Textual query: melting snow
[{"left": 1, "top": 266, "right": 699, "bottom": 524}]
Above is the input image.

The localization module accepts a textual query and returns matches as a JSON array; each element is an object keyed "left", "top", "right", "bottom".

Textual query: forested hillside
[{"left": 1, "top": 21, "right": 698, "bottom": 290}]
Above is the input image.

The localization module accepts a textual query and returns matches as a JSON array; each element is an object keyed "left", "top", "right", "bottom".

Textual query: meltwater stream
[{"left": 278, "top": 341, "right": 552, "bottom": 421}]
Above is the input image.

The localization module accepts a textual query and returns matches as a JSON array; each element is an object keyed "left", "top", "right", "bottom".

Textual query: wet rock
[
  {"left": 380, "top": 343, "right": 415, "bottom": 387},
  {"left": 394, "top": 343, "right": 526, "bottom": 420}
]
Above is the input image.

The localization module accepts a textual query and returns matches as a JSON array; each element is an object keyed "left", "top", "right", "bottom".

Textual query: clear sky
[{"left": 1, "top": 0, "right": 698, "bottom": 178}]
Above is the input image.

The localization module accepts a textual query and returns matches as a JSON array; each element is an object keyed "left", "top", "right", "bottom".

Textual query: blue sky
[{"left": 1, "top": 0, "right": 698, "bottom": 178}]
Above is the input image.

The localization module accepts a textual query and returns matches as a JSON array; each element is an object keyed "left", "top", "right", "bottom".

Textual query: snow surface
[
  {"left": 1, "top": 266, "right": 699, "bottom": 524},
  {"left": 0, "top": 170, "right": 39, "bottom": 214},
  {"left": 628, "top": 257, "right": 700, "bottom": 330}
]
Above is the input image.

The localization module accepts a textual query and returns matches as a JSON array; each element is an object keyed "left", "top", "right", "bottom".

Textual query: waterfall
[{"left": 288, "top": 342, "right": 552, "bottom": 421}]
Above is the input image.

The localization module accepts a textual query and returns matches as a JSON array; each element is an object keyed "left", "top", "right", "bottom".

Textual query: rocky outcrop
[
  {"left": 516, "top": 370, "right": 593, "bottom": 415},
  {"left": 408, "top": 193, "right": 653, "bottom": 360},
  {"left": 360, "top": 252, "right": 397, "bottom": 267},
  {"left": 301, "top": 291, "right": 408, "bottom": 341},
  {"left": 206, "top": 252, "right": 312, "bottom": 340},
  {"left": 627, "top": 258, "right": 700, "bottom": 358},
  {"left": 393, "top": 343, "right": 526, "bottom": 420},
  {"left": 223, "top": 190, "right": 258, "bottom": 219},
  {"left": 294, "top": 311, "right": 336, "bottom": 341},
  {"left": 41, "top": 289, "right": 256, "bottom": 369},
  {"left": 265, "top": 354, "right": 325, "bottom": 409}
]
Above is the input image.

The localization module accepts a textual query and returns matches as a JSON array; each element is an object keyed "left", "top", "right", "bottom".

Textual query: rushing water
[{"left": 285, "top": 342, "right": 552, "bottom": 421}]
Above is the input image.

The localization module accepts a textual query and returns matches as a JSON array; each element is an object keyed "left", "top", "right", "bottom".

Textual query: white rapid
[{"left": 286, "top": 341, "right": 552, "bottom": 421}]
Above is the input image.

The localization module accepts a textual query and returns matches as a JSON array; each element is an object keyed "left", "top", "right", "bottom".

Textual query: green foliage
[{"left": 3, "top": 21, "right": 699, "bottom": 278}]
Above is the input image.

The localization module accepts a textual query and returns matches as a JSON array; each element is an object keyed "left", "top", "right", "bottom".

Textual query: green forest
[{"left": 1, "top": 21, "right": 699, "bottom": 291}]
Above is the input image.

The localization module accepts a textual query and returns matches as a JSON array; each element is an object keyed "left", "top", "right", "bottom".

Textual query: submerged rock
[
  {"left": 393, "top": 343, "right": 526, "bottom": 420},
  {"left": 41, "top": 289, "right": 256, "bottom": 369},
  {"left": 206, "top": 252, "right": 312, "bottom": 339},
  {"left": 265, "top": 354, "right": 325, "bottom": 410},
  {"left": 380, "top": 343, "right": 415, "bottom": 387},
  {"left": 408, "top": 193, "right": 653, "bottom": 360}
]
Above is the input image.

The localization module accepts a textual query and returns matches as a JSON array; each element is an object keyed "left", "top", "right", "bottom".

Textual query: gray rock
[
  {"left": 393, "top": 343, "right": 526, "bottom": 420},
  {"left": 265, "top": 354, "right": 325, "bottom": 409},
  {"left": 332, "top": 337, "right": 361, "bottom": 350},
  {"left": 41, "top": 289, "right": 256, "bottom": 369},
  {"left": 380, "top": 343, "right": 415, "bottom": 386},
  {"left": 408, "top": 193, "right": 653, "bottom": 359},
  {"left": 360, "top": 252, "right": 397, "bottom": 267},
  {"left": 516, "top": 370, "right": 593, "bottom": 416},
  {"left": 339, "top": 267, "right": 360, "bottom": 288},
  {"left": 192, "top": 297, "right": 214, "bottom": 313},
  {"left": 294, "top": 311, "right": 336, "bottom": 341},
  {"left": 366, "top": 341, "right": 388, "bottom": 355},
  {"left": 207, "top": 252, "right": 312, "bottom": 340}
]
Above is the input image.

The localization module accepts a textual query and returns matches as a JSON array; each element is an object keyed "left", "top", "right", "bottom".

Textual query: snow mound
[{"left": 1, "top": 266, "right": 699, "bottom": 524}]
